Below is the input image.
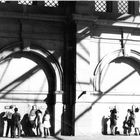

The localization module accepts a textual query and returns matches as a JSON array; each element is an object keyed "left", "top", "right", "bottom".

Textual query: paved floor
[{"left": 0, "top": 135, "right": 140, "bottom": 140}]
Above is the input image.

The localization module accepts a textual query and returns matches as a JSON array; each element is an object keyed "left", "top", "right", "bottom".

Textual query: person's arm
[
  {"left": 42, "top": 114, "right": 45, "bottom": 123},
  {"left": 19, "top": 114, "right": 21, "bottom": 121}
]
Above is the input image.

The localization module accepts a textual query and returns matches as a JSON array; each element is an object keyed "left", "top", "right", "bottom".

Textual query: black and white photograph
[{"left": 0, "top": 0, "right": 140, "bottom": 140}]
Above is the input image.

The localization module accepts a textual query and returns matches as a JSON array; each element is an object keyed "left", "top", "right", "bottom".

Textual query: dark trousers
[
  {"left": 12, "top": 122, "right": 21, "bottom": 137},
  {"left": 6, "top": 119, "right": 13, "bottom": 137}
]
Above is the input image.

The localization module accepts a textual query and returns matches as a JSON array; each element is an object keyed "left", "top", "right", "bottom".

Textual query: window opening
[
  {"left": 17, "top": 0, "right": 59, "bottom": 7},
  {"left": 18, "top": 0, "right": 32, "bottom": 5},
  {"left": 118, "top": 0, "right": 128, "bottom": 14},
  {"left": 95, "top": 0, "right": 107, "bottom": 12},
  {"left": 44, "top": 0, "right": 58, "bottom": 7}
]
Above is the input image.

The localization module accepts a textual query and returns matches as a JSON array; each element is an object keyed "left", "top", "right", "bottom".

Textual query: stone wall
[{"left": 75, "top": 1, "right": 140, "bottom": 135}]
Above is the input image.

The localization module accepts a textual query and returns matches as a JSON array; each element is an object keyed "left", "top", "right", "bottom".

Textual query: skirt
[{"left": 43, "top": 121, "right": 51, "bottom": 128}]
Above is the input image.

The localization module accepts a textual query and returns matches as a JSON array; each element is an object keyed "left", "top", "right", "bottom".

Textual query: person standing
[
  {"left": 36, "top": 109, "right": 43, "bottom": 137},
  {"left": 43, "top": 110, "right": 51, "bottom": 137},
  {"left": 123, "top": 107, "right": 135, "bottom": 136},
  {"left": 109, "top": 107, "right": 118, "bottom": 135},
  {"left": 28, "top": 105, "right": 37, "bottom": 136},
  {"left": 5, "top": 105, "right": 14, "bottom": 137},
  {"left": 134, "top": 107, "right": 140, "bottom": 135},
  {"left": 12, "top": 107, "right": 21, "bottom": 138},
  {"left": 123, "top": 109, "right": 131, "bottom": 135}
]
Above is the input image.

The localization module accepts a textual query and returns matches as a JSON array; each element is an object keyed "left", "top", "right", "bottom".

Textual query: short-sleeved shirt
[
  {"left": 6, "top": 109, "right": 13, "bottom": 119},
  {"left": 12, "top": 112, "right": 21, "bottom": 124}
]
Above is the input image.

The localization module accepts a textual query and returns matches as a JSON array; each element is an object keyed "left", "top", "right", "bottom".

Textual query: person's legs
[
  {"left": 134, "top": 128, "right": 138, "bottom": 135},
  {"left": 6, "top": 119, "right": 10, "bottom": 137},
  {"left": 128, "top": 126, "right": 131, "bottom": 136},
  {"left": 11, "top": 124, "right": 14, "bottom": 138},
  {"left": 44, "top": 128, "right": 47, "bottom": 137},
  {"left": 112, "top": 126, "right": 115, "bottom": 135},
  {"left": 12, "top": 125, "right": 16, "bottom": 138},
  {"left": 47, "top": 128, "right": 50, "bottom": 136},
  {"left": 138, "top": 128, "right": 140, "bottom": 135},
  {"left": 29, "top": 120, "right": 36, "bottom": 136},
  {"left": 123, "top": 127, "right": 127, "bottom": 135},
  {"left": 110, "top": 125, "right": 113, "bottom": 135},
  {"left": 17, "top": 123, "right": 21, "bottom": 137},
  {"left": 39, "top": 124, "right": 43, "bottom": 137},
  {"left": 36, "top": 125, "right": 38, "bottom": 136},
  {"left": 9, "top": 120, "right": 13, "bottom": 138}
]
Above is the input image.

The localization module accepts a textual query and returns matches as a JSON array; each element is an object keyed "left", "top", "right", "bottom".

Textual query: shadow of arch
[
  {"left": 0, "top": 41, "right": 64, "bottom": 135},
  {"left": 93, "top": 49, "right": 140, "bottom": 92},
  {"left": 5, "top": 51, "right": 56, "bottom": 135},
  {"left": 112, "top": 57, "right": 140, "bottom": 75},
  {"left": 6, "top": 50, "right": 56, "bottom": 93},
  {"left": 0, "top": 41, "right": 63, "bottom": 92}
]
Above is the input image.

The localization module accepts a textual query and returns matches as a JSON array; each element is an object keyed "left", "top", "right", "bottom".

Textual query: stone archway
[
  {"left": 93, "top": 49, "right": 140, "bottom": 93},
  {"left": 0, "top": 41, "right": 63, "bottom": 92},
  {"left": 93, "top": 49, "right": 140, "bottom": 134},
  {"left": 99, "top": 56, "right": 140, "bottom": 93},
  {"left": 0, "top": 41, "right": 63, "bottom": 135}
]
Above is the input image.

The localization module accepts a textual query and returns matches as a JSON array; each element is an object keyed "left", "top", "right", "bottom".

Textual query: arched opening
[
  {"left": 93, "top": 50, "right": 140, "bottom": 134},
  {"left": 0, "top": 42, "right": 63, "bottom": 136},
  {"left": 100, "top": 56, "right": 140, "bottom": 94},
  {"left": 93, "top": 49, "right": 140, "bottom": 93},
  {"left": 0, "top": 42, "right": 63, "bottom": 93}
]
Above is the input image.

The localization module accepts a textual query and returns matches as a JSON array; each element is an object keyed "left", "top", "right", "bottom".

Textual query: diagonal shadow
[
  {"left": 2, "top": 97, "right": 45, "bottom": 102},
  {"left": 34, "top": 77, "right": 47, "bottom": 103},
  {"left": 53, "top": 71, "right": 137, "bottom": 138},
  {"left": 75, "top": 70, "right": 136, "bottom": 122},
  {"left": 53, "top": 136, "right": 64, "bottom": 140},
  {"left": 77, "top": 52, "right": 90, "bottom": 64},
  {"left": 0, "top": 63, "right": 63, "bottom": 140},
  {"left": 0, "top": 59, "right": 11, "bottom": 83},
  {"left": 54, "top": 69, "right": 137, "bottom": 137},
  {"left": 79, "top": 42, "right": 90, "bottom": 56},
  {"left": 0, "top": 65, "right": 40, "bottom": 99},
  {"left": 104, "top": 70, "right": 136, "bottom": 94}
]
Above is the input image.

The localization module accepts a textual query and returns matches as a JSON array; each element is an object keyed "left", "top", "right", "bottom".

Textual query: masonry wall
[
  {"left": 1, "top": 1, "right": 140, "bottom": 137},
  {"left": 0, "top": 2, "right": 66, "bottom": 136},
  {"left": 75, "top": 1, "right": 140, "bottom": 135}
]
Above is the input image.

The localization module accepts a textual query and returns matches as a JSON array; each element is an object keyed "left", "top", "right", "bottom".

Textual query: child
[{"left": 43, "top": 110, "right": 51, "bottom": 137}]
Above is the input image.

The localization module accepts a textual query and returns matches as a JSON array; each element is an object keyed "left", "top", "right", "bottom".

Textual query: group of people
[
  {"left": 104, "top": 105, "right": 140, "bottom": 136},
  {"left": 2, "top": 105, "right": 51, "bottom": 138},
  {"left": 122, "top": 105, "right": 140, "bottom": 136}
]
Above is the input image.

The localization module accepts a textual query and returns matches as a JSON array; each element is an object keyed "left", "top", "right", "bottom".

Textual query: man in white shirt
[{"left": 5, "top": 105, "right": 14, "bottom": 137}]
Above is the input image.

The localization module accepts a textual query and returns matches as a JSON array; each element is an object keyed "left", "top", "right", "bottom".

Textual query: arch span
[
  {"left": 0, "top": 41, "right": 64, "bottom": 135},
  {"left": 93, "top": 49, "right": 140, "bottom": 92},
  {"left": 0, "top": 41, "right": 63, "bottom": 93}
]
